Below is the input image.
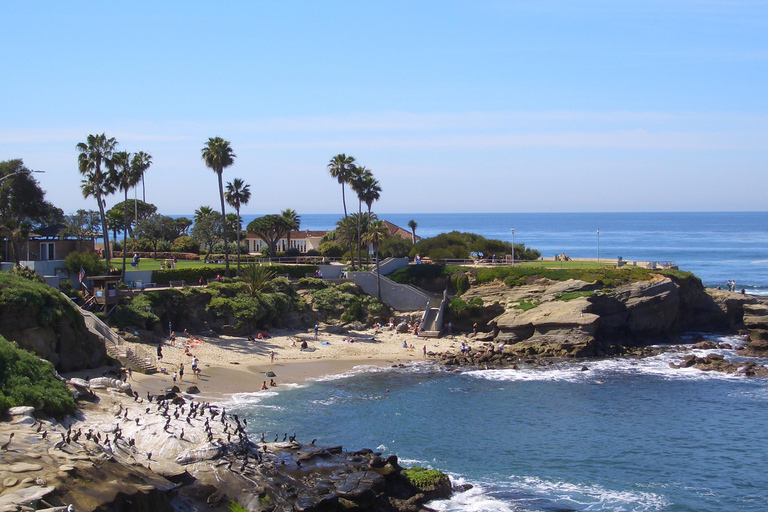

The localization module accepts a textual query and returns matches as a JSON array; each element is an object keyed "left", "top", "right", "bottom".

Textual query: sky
[{"left": 1, "top": 1, "right": 767, "bottom": 216}]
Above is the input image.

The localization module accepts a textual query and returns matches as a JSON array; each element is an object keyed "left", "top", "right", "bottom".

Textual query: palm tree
[
  {"left": 327, "top": 154, "right": 356, "bottom": 269},
  {"left": 366, "top": 219, "right": 388, "bottom": 301},
  {"left": 202, "top": 137, "right": 236, "bottom": 277},
  {"left": 281, "top": 208, "right": 301, "bottom": 249},
  {"left": 224, "top": 178, "right": 251, "bottom": 274},
  {"left": 113, "top": 150, "right": 149, "bottom": 277},
  {"left": 408, "top": 219, "right": 418, "bottom": 244},
  {"left": 132, "top": 151, "right": 152, "bottom": 223},
  {"left": 361, "top": 175, "right": 382, "bottom": 263},
  {"left": 349, "top": 165, "right": 372, "bottom": 268},
  {"left": 77, "top": 133, "right": 118, "bottom": 267}
]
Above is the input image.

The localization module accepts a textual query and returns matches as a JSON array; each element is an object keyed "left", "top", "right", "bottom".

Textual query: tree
[
  {"left": 280, "top": 208, "right": 301, "bottom": 249},
  {"left": 246, "top": 215, "right": 296, "bottom": 258},
  {"left": 113, "top": 150, "right": 151, "bottom": 277},
  {"left": 134, "top": 214, "right": 177, "bottom": 259},
  {"left": 174, "top": 217, "right": 193, "bottom": 237},
  {"left": 360, "top": 174, "right": 381, "bottom": 263},
  {"left": 408, "top": 219, "right": 418, "bottom": 244},
  {"left": 77, "top": 134, "right": 118, "bottom": 265},
  {"left": 365, "top": 219, "right": 388, "bottom": 300},
  {"left": 0, "top": 160, "right": 60, "bottom": 263},
  {"left": 191, "top": 207, "right": 223, "bottom": 259},
  {"left": 61, "top": 210, "right": 101, "bottom": 252},
  {"left": 327, "top": 154, "right": 356, "bottom": 269},
  {"left": 240, "top": 264, "right": 277, "bottom": 296},
  {"left": 349, "top": 165, "right": 373, "bottom": 269},
  {"left": 224, "top": 178, "right": 251, "bottom": 274},
  {"left": 201, "top": 137, "right": 236, "bottom": 277},
  {"left": 106, "top": 200, "right": 157, "bottom": 237}
]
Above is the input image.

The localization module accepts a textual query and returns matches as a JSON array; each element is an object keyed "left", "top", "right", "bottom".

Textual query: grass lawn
[
  {"left": 124, "top": 259, "right": 228, "bottom": 271},
  {"left": 514, "top": 260, "right": 618, "bottom": 269}
]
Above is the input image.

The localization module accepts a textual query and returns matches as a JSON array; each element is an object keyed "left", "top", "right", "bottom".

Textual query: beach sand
[{"left": 114, "top": 326, "right": 465, "bottom": 399}]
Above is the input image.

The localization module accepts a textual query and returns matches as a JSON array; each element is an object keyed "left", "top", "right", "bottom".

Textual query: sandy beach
[{"left": 115, "top": 326, "right": 465, "bottom": 399}]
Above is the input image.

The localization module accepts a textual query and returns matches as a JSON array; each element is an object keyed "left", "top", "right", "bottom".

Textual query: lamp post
[
  {"left": 510, "top": 228, "right": 515, "bottom": 266},
  {"left": 0, "top": 169, "right": 44, "bottom": 184},
  {"left": 597, "top": 229, "right": 600, "bottom": 265}
]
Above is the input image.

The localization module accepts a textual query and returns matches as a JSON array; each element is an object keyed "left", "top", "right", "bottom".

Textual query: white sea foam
[
  {"left": 429, "top": 481, "right": 517, "bottom": 512},
  {"left": 508, "top": 475, "right": 670, "bottom": 511},
  {"left": 465, "top": 338, "right": 764, "bottom": 385}
]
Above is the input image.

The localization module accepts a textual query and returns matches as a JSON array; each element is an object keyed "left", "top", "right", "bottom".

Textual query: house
[
  {"left": 243, "top": 221, "right": 418, "bottom": 255},
  {"left": 2, "top": 223, "right": 95, "bottom": 262},
  {"left": 244, "top": 230, "right": 327, "bottom": 255}
]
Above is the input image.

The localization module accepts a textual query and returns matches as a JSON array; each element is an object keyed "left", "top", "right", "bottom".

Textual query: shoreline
[{"left": 77, "top": 325, "right": 464, "bottom": 401}]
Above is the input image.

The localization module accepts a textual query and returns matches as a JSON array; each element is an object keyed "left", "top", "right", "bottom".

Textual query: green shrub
[
  {"left": 515, "top": 299, "right": 539, "bottom": 311},
  {"left": 402, "top": 467, "right": 451, "bottom": 490},
  {"left": 449, "top": 297, "right": 483, "bottom": 316},
  {"left": 0, "top": 271, "right": 80, "bottom": 328},
  {"left": 171, "top": 235, "right": 202, "bottom": 253},
  {"left": 64, "top": 251, "right": 108, "bottom": 276},
  {"left": 111, "top": 294, "right": 160, "bottom": 329},
  {"left": 0, "top": 335, "right": 75, "bottom": 415},
  {"left": 554, "top": 290, "right": 594, "bottom": 301}
]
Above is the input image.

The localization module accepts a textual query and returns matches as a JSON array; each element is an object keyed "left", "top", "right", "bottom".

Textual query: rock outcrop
[
  {"left": 452, "top": 273, "right": 764, "bottom": 361},
  {"left": 0, "top": 303, "right": 108, "bottom": 372}
]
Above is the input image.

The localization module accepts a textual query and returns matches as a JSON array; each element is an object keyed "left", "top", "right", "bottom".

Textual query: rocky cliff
[
  {"left": 454, "top": 273, "right": 762, "bottom": 360},
  {"left": 0, "top": 302, "right": 108, "bottom": 372}
]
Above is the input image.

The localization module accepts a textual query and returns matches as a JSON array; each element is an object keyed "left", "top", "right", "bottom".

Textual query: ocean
[
  {"left": 218, "top": 212, "right": 768, "bottom": 511},
  {"left": 233, "top": 211, "right": 768, "bottom": 295}
]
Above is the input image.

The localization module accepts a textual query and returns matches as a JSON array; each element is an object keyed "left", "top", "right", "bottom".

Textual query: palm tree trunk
[
  {"left": 375, "top": 242, "right": 381, "bottom": 301},
  {"left": 341, "top": 184, "right": 354, "bottom": 270},
  {"left": 218, "top": 171, "right": 230, "bottom": 277},
  {"left": 97, "top": 193, "right": 111, "bottom": 268},
  {"left": 122, "top": 189, "right": 128, "bottom": 278},
  {"left": 357, "top": 199, "right": 362, "bottom": 270},
  {"left": 141, "top": 174, "right": 146, "bottom": 202},
  {"left": 235, "top": 206, "right": 241, "bottom": 274}
]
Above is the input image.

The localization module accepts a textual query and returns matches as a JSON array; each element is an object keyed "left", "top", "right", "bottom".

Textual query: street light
[
  {"left": 0, "top": 169, "right": 44, "bottom": 184},
  {"left": 510, "top": 228, "right": 515, "bottom": 266},
  {"left": 597, "top": 228, "right": 600, "bottom": 264}
]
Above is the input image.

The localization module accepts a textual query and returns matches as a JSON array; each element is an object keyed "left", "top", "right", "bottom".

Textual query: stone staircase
[{"left": 65, "top": 292, "right": 158, "bottom": 374}]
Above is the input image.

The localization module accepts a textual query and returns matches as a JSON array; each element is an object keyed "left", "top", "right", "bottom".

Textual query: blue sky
[{"left": 1, "top": 1, "right": 767, "bottom": 215}]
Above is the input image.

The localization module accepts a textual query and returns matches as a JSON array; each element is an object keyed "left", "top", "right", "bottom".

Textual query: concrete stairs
[{"left": 65, "top": 293, "right": 158, "bottom": 374}]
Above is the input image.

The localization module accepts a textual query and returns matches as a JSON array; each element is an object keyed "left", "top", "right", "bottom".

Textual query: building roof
[{"left": 383, "top": 220, "right": 419, "bottom": 241}]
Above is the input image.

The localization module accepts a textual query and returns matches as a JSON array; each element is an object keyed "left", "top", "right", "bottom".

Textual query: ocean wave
[
  {"left": 465, "top": 339, "right": 763, "bottom": 384},
  {"left": 428, "top": 473, "right": 668, "bottom": 512},
  {"left": 308, "top": 361, "right": 440, "bottom": 382},
  {"left": 508, "top": 475, "right": 669, "bottom": 511}
]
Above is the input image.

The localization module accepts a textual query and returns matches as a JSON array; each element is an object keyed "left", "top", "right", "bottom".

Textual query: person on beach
[
  {"left": 472, "top": 323, "right": 478, "bottom": 337},
  {"left": 126, "top": 367, "right": 132, "bottom": 380},
  {"left": 172, "top": 371, "right": 177, "bottom": 384},
  {"left": 314, "top": 324, "right": 319, "bottom": 339},
  {"left": 178, "top": 363, "right": 184, "bottom": 382},
  {"left": 191, "top": 356, "right": 198, "bottom": 375},
  {"left": 261, "top": 381, "right": 268, "bottom": 390},
  {"left": 157, "top": 344, "right": 163, "bottom": 361},
  {"left": 270, "top": 351, "right": 275, "bottom": 363},
  {"left": 270, "top": 378, "right": 277, "bottom": 387},
  {"left": 423, "top": 344, "right": 427, "bottom": 359}
]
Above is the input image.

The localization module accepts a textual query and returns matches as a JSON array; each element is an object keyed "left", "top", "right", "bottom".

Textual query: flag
[{"left": 78, "top": 266, "right": 86, "bottom": 284}]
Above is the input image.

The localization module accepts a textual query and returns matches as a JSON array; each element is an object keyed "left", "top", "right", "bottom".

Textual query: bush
[
  {"left": 402, "top": 467, "right": 451, "bottom": 490},
  {"left": 171, "top": 236, "right": 202, "bottom": 253},
  {"left": 318, "top": 241, "right": 344, "bottom": 258},
  {"left": 0, "top": 335, "right": 75, "bottom": 415},
  {"left": 64, "top": 251, "right": 108, "bottom": 276},
  {"left": 449, "top": 297, "right": 483, "bottom": 316},
  {"left": 0, "top": 272, "right": 80, "bottom": 327}
]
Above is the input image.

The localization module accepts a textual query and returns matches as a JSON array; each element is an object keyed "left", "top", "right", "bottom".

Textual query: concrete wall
[
  {"left": 350, "top": 271, "right": 431, "bottom": 312},
  {"left": 376, "top": 257, "right": 410, "bottom": 276}
]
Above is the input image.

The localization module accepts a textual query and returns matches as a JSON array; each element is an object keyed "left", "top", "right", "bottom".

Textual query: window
[{"left": 39, "top": 242, "right": 55, "bottom": 260}]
